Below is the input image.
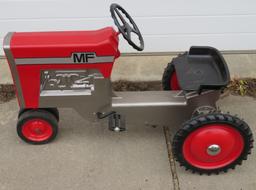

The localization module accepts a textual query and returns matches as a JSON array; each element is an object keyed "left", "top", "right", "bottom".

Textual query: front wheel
[
  {"left": 18, "top": 108, "right": 59, "bottom": 121},
  {"left": 162, "top": 61, "right": 181, "bottom": 90},
  {"left": 17, "top": 109, "right": 58, "bottom": 145},
  {"left": 172, "top": 113, "right": 253, "bottom": 174}
]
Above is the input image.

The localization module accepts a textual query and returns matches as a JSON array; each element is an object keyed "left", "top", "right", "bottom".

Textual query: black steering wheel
[{"left": 110, "top": 3, "right": 144, "bottom": 51}]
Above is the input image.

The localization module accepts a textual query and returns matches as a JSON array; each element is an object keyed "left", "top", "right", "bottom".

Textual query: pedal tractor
[{"left": 3, "top": 4, "right": 253, "bottom": 174}]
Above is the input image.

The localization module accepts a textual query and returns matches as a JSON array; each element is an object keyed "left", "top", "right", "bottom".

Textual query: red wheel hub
[
  {"left": 183, "top": 124, "right": 244, "bottom": 169},
  {"left": 22, "top": 119, "right": 53, "bottom": 142},
  {"left": 169, "top": 71, "right": 181, "bottom": 90}
]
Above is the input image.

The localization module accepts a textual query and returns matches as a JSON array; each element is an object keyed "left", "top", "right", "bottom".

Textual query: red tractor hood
[
  {"left": 4, "top": 27, "right": 120, "bottom": 108},
  {"left": 10, "top": 27, "right": 120, "bottom": 58}
]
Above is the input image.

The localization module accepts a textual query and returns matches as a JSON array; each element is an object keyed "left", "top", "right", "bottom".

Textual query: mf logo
[{"left": 72, "top": 52, "right": 96, "bottom": 63}]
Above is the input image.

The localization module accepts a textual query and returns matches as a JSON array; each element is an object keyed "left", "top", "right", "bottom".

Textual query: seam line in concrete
[{"left": 163, "top": 126, "right": 180, "bottom": 190}]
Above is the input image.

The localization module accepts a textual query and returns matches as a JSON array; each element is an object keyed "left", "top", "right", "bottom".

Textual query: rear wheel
[
  {"left": 172, "top": 113, "right": 253, "bottom": 174},
  {"left": 17, "top": 109, "right": 58, "bottom": 145},
  {"left": 162, "top": 61, "right": 181, "bottom": 90}
]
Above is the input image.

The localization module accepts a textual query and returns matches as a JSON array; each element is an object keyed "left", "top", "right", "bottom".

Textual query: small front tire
[
  {"left": 17, "top": 109, "right": 58, "bottom": 145},
  {"left": 18, "top": 108, "right": 60, "bottom": 122}
]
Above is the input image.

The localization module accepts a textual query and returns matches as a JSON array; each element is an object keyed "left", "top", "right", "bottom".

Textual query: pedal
[{"left": 108, "top": 113, "right": 126, "bottom": 132}]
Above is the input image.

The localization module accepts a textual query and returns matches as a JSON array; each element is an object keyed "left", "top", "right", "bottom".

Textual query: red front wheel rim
[
  {"left": 22, "top": 119, "right": 53, "bottom": 142},
  {"left": 182, "top": 124, "right": 244, "bottom": 169},
  {"left": 169, "top": 71, "right": 181, "bottom": 90}
]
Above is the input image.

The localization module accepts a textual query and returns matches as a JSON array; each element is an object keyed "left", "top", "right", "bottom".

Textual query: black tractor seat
[{"left": 173, "top": 46, "right": 230, "bottom": 92}]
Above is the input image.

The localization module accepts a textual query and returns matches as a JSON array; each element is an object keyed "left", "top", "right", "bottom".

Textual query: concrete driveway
[
  {"left": 0, "top": 95, "right": 255, "bottom": 190},
  {"left": 0, "top": 99, "right": 172, "bottom": 190}
]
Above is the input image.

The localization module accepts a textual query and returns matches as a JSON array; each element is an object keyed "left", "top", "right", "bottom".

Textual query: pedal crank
[{"left": 108, "top": 113, "right": 126, "bottom": 132}]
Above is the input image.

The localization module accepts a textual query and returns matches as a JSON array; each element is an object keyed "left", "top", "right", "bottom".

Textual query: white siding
[{"left": 0, "top": 0, "right": 256, "bottom": 55}]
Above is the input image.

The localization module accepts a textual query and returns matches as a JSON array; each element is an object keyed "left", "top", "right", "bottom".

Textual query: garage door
[{"left": 0, "top": 0, "right": 256, "bottom": 55}]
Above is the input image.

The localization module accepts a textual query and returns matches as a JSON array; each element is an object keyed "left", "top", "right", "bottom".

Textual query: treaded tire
[
  {"left": 162, "top": 60, "right": 181, "bottom": 90},
  {"left": 172, "top": 113, "right": 254, "bottom": 175},
  {"left": 17, "top": 109, "right": 58, "bottom": 145},
  {"left": 18, "top": 108, "right": 59, "bottom": 122}
]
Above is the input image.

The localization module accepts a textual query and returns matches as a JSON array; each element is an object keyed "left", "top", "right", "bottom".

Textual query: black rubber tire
[
  {"left": 172, "top": 113, "right": 254, "bottom": 175},
  {"left": 162, "top": 61, "right": 178, "bottom": 90},
  {"left": 17, "top": 109, "right": 58, "bottom": 145},
  {"left": 43, "top": 108, "right": 59, "bottom": 122},
  {"left": 18, "top": 108, "right": 59, "bottom": 122},
  {"left": 18, "top": 108, "right": 28, "bottom": 118}
]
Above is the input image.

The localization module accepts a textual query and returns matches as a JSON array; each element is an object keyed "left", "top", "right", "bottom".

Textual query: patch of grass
[
  {"left": 228, "top": 78, "right": 256, "bottom": 97},
  {"left": 113, "top": 80, "right": 161, "bottom": 91},
  {"left": 0, "top": 84, "right": 15, "bottom": 102}
]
